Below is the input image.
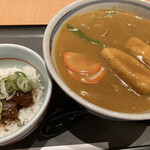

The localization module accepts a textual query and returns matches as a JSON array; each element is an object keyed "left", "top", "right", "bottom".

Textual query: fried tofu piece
[
  {"left": 101, "top": 47, "right": 150, "bottom": 94},
  {"left": 126, "top": 36, "right": 150, "bottom": 66}
]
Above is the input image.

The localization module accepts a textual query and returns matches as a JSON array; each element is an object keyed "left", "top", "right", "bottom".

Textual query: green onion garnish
[
  {"left": 66, "top": 24, "right": 106, "bottom": 48},
  {"left": 0, "top": 71, "right": 39, "bottom": 97},
  {"left": 15, "top": 71, "right": 27, "bottom": 77}
]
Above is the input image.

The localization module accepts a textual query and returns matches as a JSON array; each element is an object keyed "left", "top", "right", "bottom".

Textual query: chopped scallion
[
  {"left": 66, "top": 24, "right": 106, "bottom": 48},
  {"left": 15, "top": 71, "right": 27, "bottom": 78},
  {"left": 0, "top": 71, "right": 39, "bottom": 99},
  {"left": 17, "top": 76, "right": 30, "bottom": 93},
  {"left": 6, "top": 80, "right": 14, "bottom": 94},
  {"left": 0, "top": 107, "right": 2, "bottom": 114},
  {"left": 29, "top": 79, "right": 39, "bottom": 89}
]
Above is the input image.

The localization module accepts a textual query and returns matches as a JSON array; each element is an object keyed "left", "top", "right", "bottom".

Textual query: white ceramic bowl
[
  {"left": 43, "top": 0, "right": 150, "bottom": 121},
  {"left": 0, "top": 44, "right": 52, "bottom": 146}
]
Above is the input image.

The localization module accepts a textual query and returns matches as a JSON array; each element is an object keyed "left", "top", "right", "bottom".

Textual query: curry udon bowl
[
  {"left": 0, "top": 44, "right": 52, "bottom": 146},
  {"left": 43, "top": 0, "right": 150, "bottom": 121}
]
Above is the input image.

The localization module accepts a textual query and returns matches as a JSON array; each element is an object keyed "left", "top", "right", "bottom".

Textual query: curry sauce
[{"left": 54, "top": 9, "right": 150, "bottom": 113}]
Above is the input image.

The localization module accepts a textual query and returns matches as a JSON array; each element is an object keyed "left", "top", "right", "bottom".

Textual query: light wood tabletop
[
  {"left": 0, "top": 0, "right": 76, "bottom": 25},
  {"left": 0, "top": 0, "right": 149, "bottom": 26}
]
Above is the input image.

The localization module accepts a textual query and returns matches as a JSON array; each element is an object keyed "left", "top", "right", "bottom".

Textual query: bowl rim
[
  {"left": 0, "top": 43, "right": 52, "bottom": 145},
  {"left": 43, "top": 0, "right": 150, "bottom": 121}
]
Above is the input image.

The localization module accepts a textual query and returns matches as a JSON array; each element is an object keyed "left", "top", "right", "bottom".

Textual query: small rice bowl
[{"left": 0, "top": 66, "right": 44, "bottom": 138}]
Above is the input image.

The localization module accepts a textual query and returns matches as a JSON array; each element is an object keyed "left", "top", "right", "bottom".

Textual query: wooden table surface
[
  {"left": 0, "top": 0, "right": 149, "bottom": 25},
  {"left": 0, "top": 0, "right": 76, "bottom": 25}
]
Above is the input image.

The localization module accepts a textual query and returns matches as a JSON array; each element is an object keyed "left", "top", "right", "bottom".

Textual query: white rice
[{"left": 0, "top": 66, "right": 44, "bottom": 138}]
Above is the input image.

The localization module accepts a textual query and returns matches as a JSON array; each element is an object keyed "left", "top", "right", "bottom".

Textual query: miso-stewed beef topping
[
  {"left": 2, "top": 101, "right": 18, "bottom": 118},
  {"left": 1, "top": 91, "right": 34, "bottom": 120},
  {"left": 20, "top": 91, "right": 34, "bottom": 108},
  {"left": 11, "top": 91, "right": 34, "bottom": 108},
  {"left": 0, "top": 91, "right": 34, "bottom": 121},
  {"left": 0, "top": 71, "right": 39, "bottom": 121}
]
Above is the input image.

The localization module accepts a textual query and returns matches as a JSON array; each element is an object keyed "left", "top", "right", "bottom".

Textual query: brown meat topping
[
  {"left": 11, "top": 91, "right": 34, "bottom": 108},
  {"left": 2, "top": 101, "right": 18, "bottom": 118},
  {"left": 0, "top": 91, "right": 34, "bottom": 122}
]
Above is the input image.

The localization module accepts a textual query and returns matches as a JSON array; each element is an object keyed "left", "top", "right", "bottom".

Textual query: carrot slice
[
  {"left": 63, "top": 52, "right": 101, "bottom": 73},
  {"left": 86, "top": 67, "right": 106, "bottom": 83},
  {"left": 66, "top": 67, "right": 105, "bottom": 84},
  {"left": 66, "top": 68, "right": 88, "bottom": 83}
]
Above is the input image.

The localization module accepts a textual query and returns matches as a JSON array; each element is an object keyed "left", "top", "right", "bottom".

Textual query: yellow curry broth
[{"left": 55, "top": 9, "right": 150, "bottom": 113}]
